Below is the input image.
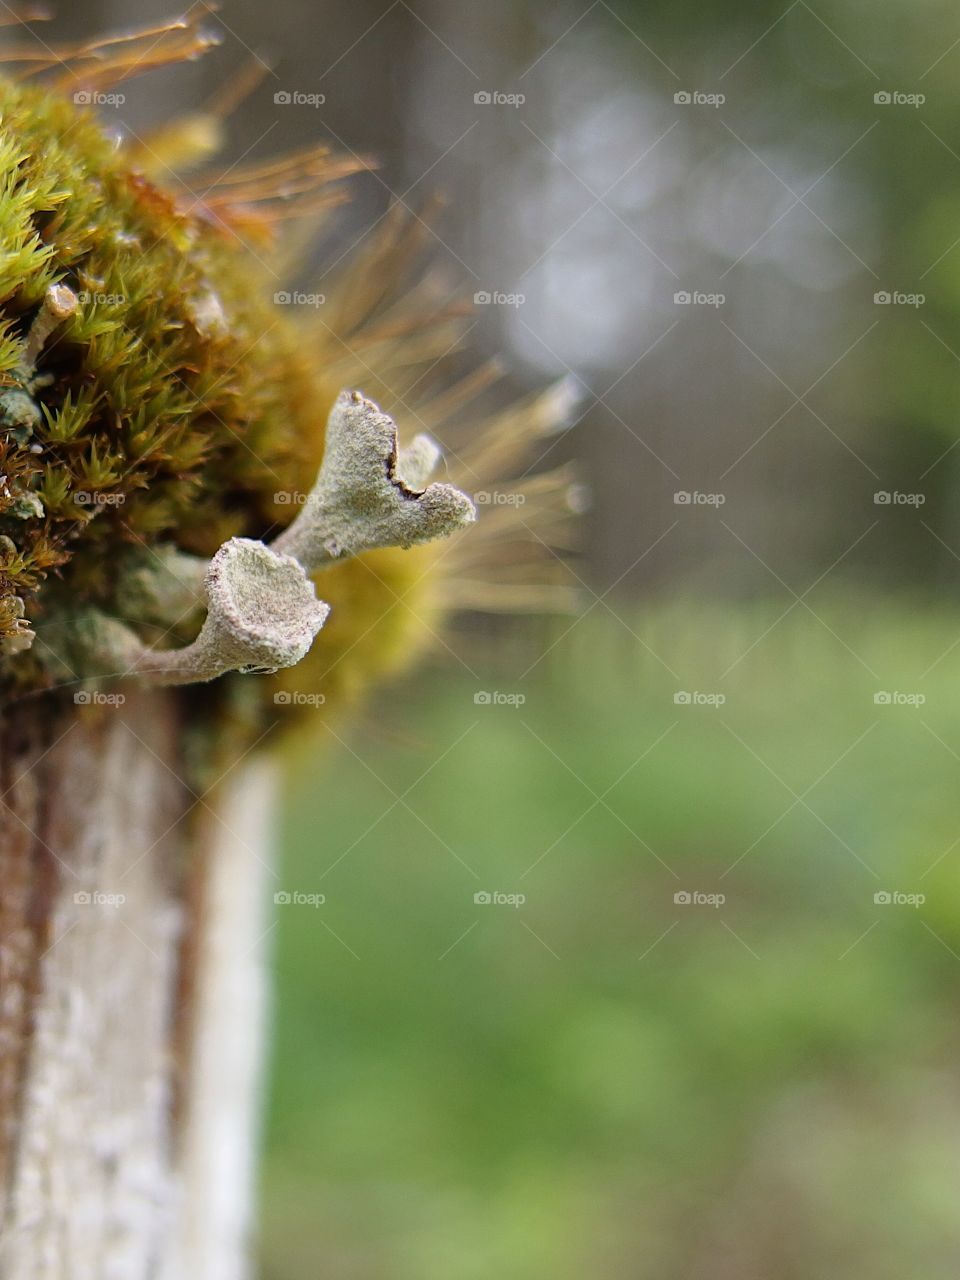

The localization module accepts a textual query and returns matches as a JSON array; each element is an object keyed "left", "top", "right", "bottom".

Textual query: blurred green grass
[{"left": 260, "top": 600, "right": 960, "bottom": 1279}]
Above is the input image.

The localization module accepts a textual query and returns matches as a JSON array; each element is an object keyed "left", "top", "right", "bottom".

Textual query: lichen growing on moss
[
  {"left": 0, "top": 13, "right": 579, "bottom": 728},
  {"left": 0, "top": 77, "right": 349, "bottom": 663}
]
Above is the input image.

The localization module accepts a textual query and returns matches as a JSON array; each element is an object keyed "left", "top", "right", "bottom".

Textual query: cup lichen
[{"left": 0, "top": 13, "right": 579, "bottom": 728}]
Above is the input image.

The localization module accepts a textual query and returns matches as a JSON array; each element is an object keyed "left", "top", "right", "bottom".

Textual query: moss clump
[
  {"left": 0, "top": 80, "right": 344, "bottom": 671},
  {"left": 0, "top": 21, "right": 578, "bottom": 728}
]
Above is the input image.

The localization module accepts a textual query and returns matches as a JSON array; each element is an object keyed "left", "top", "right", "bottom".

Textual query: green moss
[
  {"left": 0, "top": 76, "right": 421, "bottom": 705},
  {"left": 0, "top": 55, "right": 573, "bottom": 736}
]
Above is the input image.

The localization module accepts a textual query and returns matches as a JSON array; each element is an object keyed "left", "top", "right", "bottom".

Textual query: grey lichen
[
  {"left": 36, "top": 388, "right": 475, "bottom": 689},
  {"left": 21, "top": 284, "right": 78, "bottom": 371},
  {"left": 0, "top": 284, "right": 78, "bottom": 442},
  {"left": 271, "top": 390, "right": 476, "bottom": 569},
  {"left": 115, "top": 546, "right": 208, "bottom": 629},
  {"left": 121, "top": 539, "right": 330, "bottom": 684},
  {"left": 59, "top": 540, "right": 328, "bottom": 686},
  {"left": 397, "top": 433, "right": 443, "bottom": 491},
  {"left": 0, "top": 284, "right": 79, "bottom": 533}
]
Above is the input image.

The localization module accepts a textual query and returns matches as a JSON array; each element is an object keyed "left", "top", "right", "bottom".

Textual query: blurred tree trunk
[{"left": 0, "top": 690, "right": 272, "bottom": 1280}]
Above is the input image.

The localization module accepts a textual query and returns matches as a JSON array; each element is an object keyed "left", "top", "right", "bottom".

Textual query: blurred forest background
[{"left": 38, "top": 0, "right": 960, "bottom": 1275}]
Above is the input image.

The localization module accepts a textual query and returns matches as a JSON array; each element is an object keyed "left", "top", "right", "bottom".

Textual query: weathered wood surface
[{"left": 0, "top": 690, "right": 272, "bottom": 1280}]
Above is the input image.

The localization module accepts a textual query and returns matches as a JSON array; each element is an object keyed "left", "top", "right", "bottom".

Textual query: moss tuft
[{"left": 0, "top": 22, "right": 577, "bottom": 735}]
